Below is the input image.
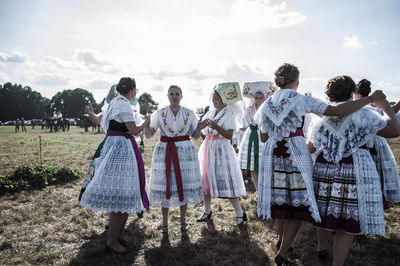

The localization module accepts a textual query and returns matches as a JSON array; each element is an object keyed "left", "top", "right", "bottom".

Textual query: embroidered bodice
[
  {"left": 201, "top": 107, "right": 236, "bottom": 137},
  {"left": 241, "top": 105, "right": 258, "bottom": 128},
  {"left": 150, "top": 106, "right": 198, "bottom": 137}
]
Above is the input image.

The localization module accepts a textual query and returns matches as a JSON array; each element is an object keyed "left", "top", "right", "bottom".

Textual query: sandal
[
  {"left": 196, "top": 211, "right": 212, "bottom": 222},
  {"left": 236, "top": 211, "right": 248, "bottom": 225}
]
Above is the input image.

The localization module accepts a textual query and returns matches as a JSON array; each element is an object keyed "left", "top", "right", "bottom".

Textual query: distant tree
[
  {"left": 93, "top": 98, "right": 105, "bottom": 114},
  {"left": 196, "top": 107, "right": 204, "bottom": 114},
  {"left": 0, "top": 82, "right": 51, "bottom": 121},
  {"left": 305, "top": 92, "right": 312, "bottom": 96},
  {"left": 50, "top": 88, "right": 97, "bottom": 118},
  {"left": 138, "top": 93, "right": 158, "bottom": 115}
]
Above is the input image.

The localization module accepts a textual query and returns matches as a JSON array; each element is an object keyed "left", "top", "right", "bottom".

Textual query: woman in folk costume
[
  {"left": 78, "top": 84, "right": 143, "bottom": 229},
  {"left": 354, "top": 79, "right": 400, "bottom": 209},
  {"left": 144, "top": 85, "right": 205, "bottom": 234},
  {"left": 238, "top": 81, "right": 275, "bottom": 190},
  {"left": 197, "top": 82, "right": 248, "bottom": 225},
  {"left": 256, "top": 63, "right": 386, "bottom": 266},
  {"left": 307, "top": 76, "right": 398, "bottom": 266},
  {"left": 80, "top": 77, "right": 150, "bottom": 254}
]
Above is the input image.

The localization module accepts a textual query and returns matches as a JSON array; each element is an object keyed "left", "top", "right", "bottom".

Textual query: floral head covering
[
  {"left": 242, "top": 81, "right": 276, "bottom": 99},
  {"left": 213, "top": 82, "right": 243, "bottom": 105}
]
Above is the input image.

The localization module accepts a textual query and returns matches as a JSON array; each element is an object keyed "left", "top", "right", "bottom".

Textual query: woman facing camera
[
  {"left": 256, "top": 63, "right": 385, "bottom": 265},
  {"left": 197, "top": 82, "right": 247, "bottom": 225},
  {"left": 80, "top": 77, "right": 150, "bottom": 254},
  {"left": 239, "top": 81, "right": 274, "bottom": 191},
  {"left": 145, "top": 85, "right": 205, "bottom": 234},
  {"left": 308, "top": 76, "right": 398, "bottom": 266}
]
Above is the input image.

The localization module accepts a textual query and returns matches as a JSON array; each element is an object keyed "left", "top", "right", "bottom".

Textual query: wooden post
[{"left": 39, "top": 135, "right": 42, "bottom": 165}]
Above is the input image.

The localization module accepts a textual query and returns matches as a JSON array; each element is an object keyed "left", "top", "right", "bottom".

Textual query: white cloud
[
  {"left": 34, "top": 74, "right": 69, "bottom": 86},
  {"left": 223, "top": 0, "right": 307, "bottom": 33},
  {"left": 88, "top": 79, "right": 113, "bottom": 90},
  {"left": 222, "top": 64, "right": 270, "bottom": 82},
  {"left": 73, "top": 48, "right": 111, "bottom": 67},
  {"left": 0, "top": 52, "right": 29, "bottom": 63},
  {"left": 344, "top": 35, "right": 363, "bottom": 49}
]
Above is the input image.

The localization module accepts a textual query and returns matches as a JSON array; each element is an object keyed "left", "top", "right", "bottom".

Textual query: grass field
[{"left": 0, "top": 126, "right": 399, "bottom": 265}]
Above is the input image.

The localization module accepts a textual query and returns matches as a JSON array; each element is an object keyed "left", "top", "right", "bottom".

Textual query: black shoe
[
  {"left": 137, "top": 210, "right": 144, "bottom": 219},
  {"left": 274, "top": 254, "right": 295, "bottom": 266},
  {"left": 276, "top": 240, "right": 294, "bottom": 252},
  {"left": 317, "top": 249, "right": 327, "bottom": 263},
  {"left": 105, "top": 244, "right": 129, "bottom": 255},
  {"left": 118, "top": 238, "right": 129, "bottom": 247},
  {"left": 236, "top": 211, "right": 248, "bottom": 225},
  {"left": 197, "top": 211, "right": 212, "bottom": 222}
]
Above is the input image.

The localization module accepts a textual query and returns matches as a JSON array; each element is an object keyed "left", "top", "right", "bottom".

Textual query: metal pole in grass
[{"left": 39, "top": 135, "right": 42, "bottom": 165}]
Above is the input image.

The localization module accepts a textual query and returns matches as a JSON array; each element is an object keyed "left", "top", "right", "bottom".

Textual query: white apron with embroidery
[
  {"left": 198, "top": 107, "right": 246, "bottom": 198},
  {"left": 238, "top": 104, "right": 265, "bottom": 171},
  {"left": 255, "top": 89, "right": 328, "bottom": 222},
  {"left": 80, "top": 96, "right": 142, "bottom": 214},
  {"left": 308, "top": 105, "right": 387, "bottom": 235},
  {"left": 149, "top": 106, "right": 203, "bottom": 208}
]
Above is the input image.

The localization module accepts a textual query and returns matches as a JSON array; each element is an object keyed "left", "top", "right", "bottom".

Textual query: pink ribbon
[{"left": 203, "top": 133, "right": 226, "bottom": 195}]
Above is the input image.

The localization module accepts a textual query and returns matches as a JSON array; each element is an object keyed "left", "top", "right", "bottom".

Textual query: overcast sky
[{"left": 1, "top": 0, "right": 399, "bottom": 108}]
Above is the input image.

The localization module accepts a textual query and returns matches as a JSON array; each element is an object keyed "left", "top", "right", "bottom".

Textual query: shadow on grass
[
  {"left": 145, "top": 219, "right": 271, "bottom": 266},
  {"left": 70, "top": 218, "right": 145, "bottom": 266}
]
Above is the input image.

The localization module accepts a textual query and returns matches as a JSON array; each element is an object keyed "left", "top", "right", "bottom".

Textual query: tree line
[{"left": 0, "top": 82, "right": 158, "bottom": 122}]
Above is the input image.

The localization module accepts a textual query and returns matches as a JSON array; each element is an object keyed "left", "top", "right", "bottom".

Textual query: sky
[{"left": 1, "top": 0, "right": 400, "bottom": 109}]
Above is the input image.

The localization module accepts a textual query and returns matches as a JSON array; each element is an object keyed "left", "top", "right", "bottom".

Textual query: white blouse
[
  {"left": 101, "top": 95, "right": 136, "bottom": 132},
  {"left": 150, "top": 106, "right": 198, "bottom": 137},
  {"left": 201, "top": 107, "right": 236, "bottom": 138}
]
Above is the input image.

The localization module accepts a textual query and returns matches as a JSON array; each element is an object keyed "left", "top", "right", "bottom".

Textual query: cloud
[
  {"left": 88, "top": 79, "right": 113, "bottom": 90},
  {"left": 222, "top": 0, "right": 306, "bottom": 33},
  {"left": 34, "top": 74, "right": 69, "bottom": 86},
  {"left": 145, "top": 69, "right": 219, "bottom": 81},
  {"left": 222, "top": 63, "right": 270, "bottom": 82},
  {"left": 0, "top": 52, "right": 29, "bottom": 63},
  {"left": 344, "top": 35, "right": 363, "bottom": 49},
  {"left": 73, "top": 48, "right": 111, "bottom": 67},
  {"left": 41, "top": 56, "right": 80, "bottom": 70}
]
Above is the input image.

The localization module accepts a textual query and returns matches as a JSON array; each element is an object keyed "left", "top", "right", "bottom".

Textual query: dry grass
[{"left": 0, "top": 126, "right": 399, "bottom": 265}]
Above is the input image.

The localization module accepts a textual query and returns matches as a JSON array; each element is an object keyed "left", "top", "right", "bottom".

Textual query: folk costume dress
[
  {"left": 239, "top": 104, "right": 264, "bottom": 172},
  {"left": 309, "top": 104, "right": 387, "bottom": 235},
  {"left": 149, "top": 106, "right": 203, "bottom": 208},
  {"left": 256, "top": 89, "right": 328, "bottom": 223},
  {"left": 80, "top": 95, "right": 149, "bottom": 213},
  {"left": 365, "top": 106, "right": 400, "bottom": 207},
  {"left": 198, "top": 107, "right": 246, "bottom": 198},
  {"left": 78, "top": 84, "right": 141, "bottom": 202}
]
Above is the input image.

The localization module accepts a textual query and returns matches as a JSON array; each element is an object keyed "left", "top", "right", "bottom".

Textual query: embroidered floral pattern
[
  {"left": 207, "top": 108, "right": 227, "bottom": 134},
  {"left": 266, "top": 91, "right": 297, "bottom": 117},
  {"left": 161, "top": 107, "right": 190, "bottom": 136}
]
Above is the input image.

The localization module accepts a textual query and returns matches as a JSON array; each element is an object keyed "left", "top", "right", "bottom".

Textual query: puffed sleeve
[
  {"left": 223, "top": 111, "right": 236, "bottom": 130},
  {"left": 150, "top": 109, "right": 160, "bottom": 130},
  {"left": 115, "top": 101, "right": 135, "bottom": 123},
  {"left": 187, "top": 109, "right": 199, "bottom": 135},
  {"left": 303, "top": 95, "right": 329, "bottom": 116}
]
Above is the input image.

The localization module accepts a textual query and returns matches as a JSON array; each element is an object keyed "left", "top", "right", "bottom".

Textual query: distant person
[
  {"left": 15, "top": 119, "right": 20, "bottom": 132},
  {"left": 80, "top": 77, "right": 150, "bottom": 254},
  {"left": 21, "top": 117, "right": 26, "bottom": 132}
]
